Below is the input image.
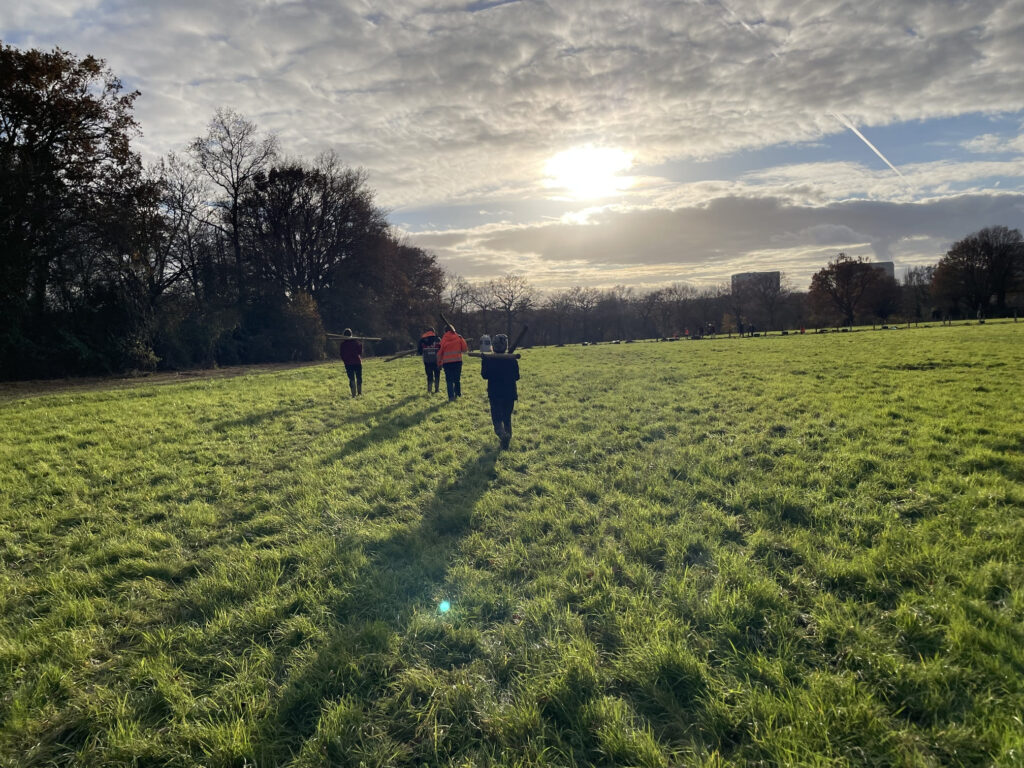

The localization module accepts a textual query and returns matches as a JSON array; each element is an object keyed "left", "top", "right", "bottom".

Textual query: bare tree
[
  {"left": 902, "top": 265, "right": 934, "bottom": 323},
  {"left": 748, "top": 272, "right": 790, "bottom": 331},
  {"left": 158, "top": 152, "right": 218, "bottom": 305},
  {"left": 442, "top": 271, "right": 474, "bottom": 323},
  {"left": 188, "top": 108, "right": 278, "bottom": 301},
  {"left": 487, "top": 273, "right": 536, "bottom": 337},
  {"left": 566, "top": 286, "right": 600, "bottom": 341}
]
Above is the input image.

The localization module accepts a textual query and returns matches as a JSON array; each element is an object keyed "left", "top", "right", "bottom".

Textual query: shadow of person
[
  {"left": 321, "top": 399, "right": 448, "bottom": 464},
  {"left": 261, "top": 445, "right": 502, "bottom": 756},
  {"left": 210, "top": 393, "right": 420, "bottom": 434}
]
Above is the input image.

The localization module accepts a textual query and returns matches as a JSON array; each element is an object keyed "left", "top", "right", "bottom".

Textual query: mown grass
[{"left": 1, "top": 322, "right": 1023, "bottom": 767}]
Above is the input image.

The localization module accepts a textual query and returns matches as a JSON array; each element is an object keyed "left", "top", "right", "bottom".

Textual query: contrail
[
  {"left": 830, "top": 112, "right": 905, "bottom": 179},
  {"left": 711, "top": 0, "right": 907, "bottom": 183}
]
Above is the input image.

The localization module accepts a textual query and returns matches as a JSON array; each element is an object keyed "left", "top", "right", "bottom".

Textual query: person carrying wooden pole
[
  {"left": 479, "top": 333, "right": 520, "bottom": 449},
  {"left": 437, "top": 321, "right": 468, "bottom": 402},
  {"left": 417, "top": 326, "right": 442, "bottom": 394},
  {"left": 339, "top": 329, "right": 364, "bottom": 397}
]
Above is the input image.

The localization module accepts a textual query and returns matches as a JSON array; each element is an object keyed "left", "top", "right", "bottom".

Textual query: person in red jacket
[
  {"left": 437, "top": 324, "right": 468, "bottom": 402},
  {"left": 339, "top": 328, "right": 363, "bottom": 397}
]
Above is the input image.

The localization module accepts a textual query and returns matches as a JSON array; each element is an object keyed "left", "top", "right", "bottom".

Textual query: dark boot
[{"left": 349, "top": 382, "right": 357, "bottom": 398}]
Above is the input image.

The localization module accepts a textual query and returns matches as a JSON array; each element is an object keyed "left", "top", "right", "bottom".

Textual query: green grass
[{"left": 2, "top": 323, "right": 1023, "bottom": 767}]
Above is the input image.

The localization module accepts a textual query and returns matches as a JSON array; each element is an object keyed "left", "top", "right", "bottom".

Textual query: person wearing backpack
[
  {"left": 480, "top": 333, "right": 520, "bottom": 449},
  {"left": 417, "top": 327, "right": 441, "bottom": 394},
  {"left": 437, "top": 324, "right": 468, "bottom": 402}
]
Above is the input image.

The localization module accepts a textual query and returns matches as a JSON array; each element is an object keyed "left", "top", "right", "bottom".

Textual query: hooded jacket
[{"left": 437, "top": 330, "right": 468, "bottom": 366}]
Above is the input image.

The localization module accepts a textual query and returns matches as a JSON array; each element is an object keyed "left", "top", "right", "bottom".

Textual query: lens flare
[{"left": 438, "top": 600, "right": 451, "bottom": 614}]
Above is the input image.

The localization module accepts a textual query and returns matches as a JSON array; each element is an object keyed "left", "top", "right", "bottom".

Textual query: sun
[{"left": 543, "top": 145, "right": 634, "bottom": 200}]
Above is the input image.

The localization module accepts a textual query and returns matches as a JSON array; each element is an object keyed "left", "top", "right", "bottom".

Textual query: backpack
[{"left": 423, "top": 341, "right": 439, "bottom": 364}]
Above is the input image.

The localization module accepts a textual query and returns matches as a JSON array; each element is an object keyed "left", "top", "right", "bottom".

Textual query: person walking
[
  {"left": 480, "top": 333, "right": 520, "bottom": 449},
  {"left": 437, "top": 324, "right": 468, "bottom": 402},
  {"left": 417, "top": 327, "right": 441, "bottom": 394},
  {"left": 339, "top": 329, "right": 363, "bottom": 398}
]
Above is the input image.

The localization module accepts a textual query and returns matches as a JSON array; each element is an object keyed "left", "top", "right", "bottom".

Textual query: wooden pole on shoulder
[
  {"left": 468, "top": 351, "right": 521, "bottom": 359},
  {"left": 326, "top": 333, "right": 382, "bottom": 341},
  {"left": 440, "top": 312, "right": 457, "bottom": 335},
  {"left": 509, "top": 325, "right": 529, "bottom": 353}
]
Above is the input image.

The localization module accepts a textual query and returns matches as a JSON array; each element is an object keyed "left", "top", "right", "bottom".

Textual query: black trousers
[
  {"left": 443, "top": 361, "right": 462, "bottom": 399},
  {"left": 424, "top": 361, "right": 440, "bottom": 388},
  {"left": 489, "top": 397, "right": 515, "bottom": 436},
  {"left": 344, "top": 363, "right": 362, "bottom": 387}
]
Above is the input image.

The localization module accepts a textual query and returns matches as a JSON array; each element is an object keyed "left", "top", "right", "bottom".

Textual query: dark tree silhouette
[
  {"left": 809, "top": 253, "right": 881, "bottom": 327},
  {"left": 932, "top": 226, "right": 1023, "bottom": 315}
]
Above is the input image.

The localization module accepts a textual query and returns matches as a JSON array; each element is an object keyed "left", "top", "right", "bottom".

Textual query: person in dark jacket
[
  {"left": 417, "top": 327, "right": 441, "bottom": 394},
  {"left": 339, "top": 329, "right": 363, "bottom": 397},
  {"left": 480, "top": 333, "right": 520, "bottom": 449}
]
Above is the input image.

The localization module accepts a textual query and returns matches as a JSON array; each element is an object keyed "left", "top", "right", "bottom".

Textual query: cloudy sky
[{"left": 4, "top": 0, "right": 1024, "bottom": 290}]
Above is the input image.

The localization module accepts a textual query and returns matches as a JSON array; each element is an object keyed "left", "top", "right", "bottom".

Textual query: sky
[{"left": 4, "top": 0, "right": 1024, "bottom": 291}]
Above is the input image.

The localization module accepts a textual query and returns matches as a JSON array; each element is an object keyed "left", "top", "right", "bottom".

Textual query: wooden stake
[
  {"left": 440, "top": 312, "right": 457, "bottom": 335},
  {"left": 468, "top": 351, "right": 521, "bottom": 359},
  {"left": 326, "top": 333, "right": 382, "bottom": 341},
  {"left": 509, "top": 325, "right": 529, "bottom": 353},
  {"left": 384, "top": 348, "right": 417, "bottom": 362}
]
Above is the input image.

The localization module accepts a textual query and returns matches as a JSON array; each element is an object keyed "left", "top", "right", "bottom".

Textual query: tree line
[
  {"left": 1, "top": 43, "right": 443, "bottom": 379},
  {"left": 442, "top": 232, "right": 1022, "bottom": 348},
  {"left": 2, "top": 43, "right": 1021, "bottom": 379}
]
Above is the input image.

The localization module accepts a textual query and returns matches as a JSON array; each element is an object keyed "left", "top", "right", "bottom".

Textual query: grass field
[{"left": 2, "top": 323, "right": 1023, "bottom": 767}]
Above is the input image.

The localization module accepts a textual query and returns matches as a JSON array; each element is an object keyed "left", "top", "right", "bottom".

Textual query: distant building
[
  {"left": 731, "top": 271, "right": 781, "bottom": 293},
  {"left": 869, "top": 261, "right": 895, "bottom": 279}
]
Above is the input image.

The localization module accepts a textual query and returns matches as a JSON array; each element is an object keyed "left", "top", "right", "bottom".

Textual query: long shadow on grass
[
  {"left": 262, "top": 445, "right": 501, "bottom": 757},
  {"left": 209, "top": 393, "right": 419, "bottom": 434},
  {"left": 321, "top": 398, "right": 448, "bottom": 463}
]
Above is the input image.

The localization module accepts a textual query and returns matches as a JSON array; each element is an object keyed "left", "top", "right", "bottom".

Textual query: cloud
[
  {"left": 408, "top": 191, "right": 1024, "bottom": 289},
  {"left": 962, "top": 132, "right": 1024, "bottom": 154},
  {"left": 5, "top": 0, "right": 1024, "bottom": 208},
  {"left": 6, "top": 0, "right": 1024, "bottom": 292}
]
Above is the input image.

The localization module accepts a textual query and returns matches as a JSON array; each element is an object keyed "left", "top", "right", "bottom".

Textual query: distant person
[
  {"left": 437, "top": 324, "right": 468, "bottom": 402},
  {"left": 417, "top": 327, "right": 441, "bottom": 394},
  {"left": 480, "top": 333, "right": 520, "bottom": 449},
  {"left": 339, "top": 329, "right": 363, "bottom": 398}
]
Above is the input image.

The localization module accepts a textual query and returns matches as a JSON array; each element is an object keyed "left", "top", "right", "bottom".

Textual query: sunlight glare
[{"left": 544, "top": 146, "right": 634, "bottom": 199}]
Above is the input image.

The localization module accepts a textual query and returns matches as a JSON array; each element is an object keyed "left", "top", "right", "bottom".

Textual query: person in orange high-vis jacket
[{"left": 437, "top": 324, "right": 468, "bottom": 401}]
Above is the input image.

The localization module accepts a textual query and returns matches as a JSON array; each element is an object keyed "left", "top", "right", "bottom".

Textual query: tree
[
  {"left": 545, "top": 290, "right": 574, "bottom": 344},
  {"left": 188, "top": 108, "right": 278, "bottom": 303},
  {"left": 0, "top": 43, "right": 146, "bottom": 319},
  {"left": 902, "top": 265, "right": 934, "bottom": 323},
  {"left": 932, "top": 226, "right": 1023, "bottom": 315},
  {"left": 808, "top": 253, "right": 881, "bottom": 327},
  {"left": 0, "top": 43, "right": 165, "bottom": 376},
  {"left": 241, "top": 153, "right": 387, "bottom": 300},
  {"left": 747, "top": 272, "right": 789, "bottom": 331},
  {"left": 725, "top": 280, "right": 750, "bottom": 335},
  {"left": 566, "top": 286, "right": 600, "bottom": 341},
  {"left": 487, "top": 273, "right": 536, "bottom": 338},
  {"left": 442, "top": 272, "right": 475, "bottom": 332}
]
